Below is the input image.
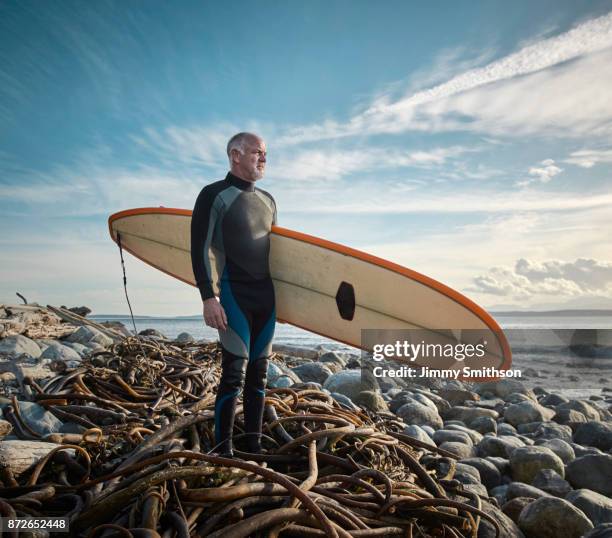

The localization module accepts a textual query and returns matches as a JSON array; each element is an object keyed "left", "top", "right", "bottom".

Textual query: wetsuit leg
[
  {"left": 243, "top": 279, "right": 276, "bottom": 452},
  {"left": 215, "top": 277, "right": 251, "bottom": 455}
]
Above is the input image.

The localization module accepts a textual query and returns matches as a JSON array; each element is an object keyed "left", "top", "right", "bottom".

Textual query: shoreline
[{"left": 1, "top": 303, "right": 611, "bottom": 537}]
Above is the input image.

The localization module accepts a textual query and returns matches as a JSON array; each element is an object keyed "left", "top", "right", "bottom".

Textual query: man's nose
[{"left": 260, "top": 154, "right": 266, "bottom": 162}]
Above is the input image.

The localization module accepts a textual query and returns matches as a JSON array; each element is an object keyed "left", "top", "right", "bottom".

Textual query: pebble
[
  {"left": 510, "top": 446, "right": 565, "bottom": 484},
  {"left": 460, "top": 457, "right": 501, "bottom": 489},
  {"left": 532, "top": 468, "right": 572, "bottom": 497},
  {"left": 505, "top": 401, "right": 555, "bottom": 427},
  {"left": 395, "top": 401, "right": 443, "bottom": 429},
  {"left": 566, "top": 455, "right": 612, "bottom": 496},
  {"left": 566, "top": 489, "right": 612, "bottom": 527},
  {"left": 573, "top": 421, "right": 612, "bottom": 451},
  {"left": 0, "top": 334, "right": 42, "bottom": 358}
]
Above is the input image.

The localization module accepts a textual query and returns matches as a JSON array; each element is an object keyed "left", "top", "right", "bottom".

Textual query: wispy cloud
[
  {"left": 277, "top": 12, "right": 612, "bottom": 144},
  {"left": 564, "top": 148, "right": 612, "bottom": 168}
]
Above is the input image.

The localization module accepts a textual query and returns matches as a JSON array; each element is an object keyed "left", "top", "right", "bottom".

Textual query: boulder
[
  {"left": 506, "top": 482, "right": 552, "bottom": 501},
  {"left": 443, "top": 424, "right": 483, "bottom": 444},
  {"left": 477, "top": 379, "right": 532, "bottom": 399},
  {"left": 329, "top": 392, "right": 358, "bottom": 410},
  {"left": 584, "top": 524, "right": 612, "bottom": 538},
  {"left": 433, "top": 429, "right": 474, "bottom": 447},
  {"left": 437, "top": 388, "right": 479, "bottom": 406},
  {"left": 291, "top": 362, "right": 333, "bottom": 385},
  {"left": 477, "top": 435, "right": 525, "bottom": 458},
  {"left": 13, "top": 401, "right": 63, "bottom": 436},
  {"left": 402, "top": 424, "right": 434, "bottom": 444},
  {"left": 497, "top": 423, "right": 518, "bottom": 436},
  {"left": 510, "top": 446, "right": 565, "bottom": 484},
  {"left": 531, "top": 422, "right": 573, "bottom": 443},
  {"left": 318, "top": 351, "right": 347, "bottom": 367},
  {"left": 323, "top": 370, "right": 378, "bottom": 401},
  {"left": 502, "top": 496, "right": 534, "bottom": 524},
  {"left": 40, "top": 342, "right": 82, "bottom": 363},
  {"left": 460, "top": 457, "right": 501, "bottom": 489},
  {"left": 67, "top": 326, "right": 114, "bottom": 347},
  {"left": 443, "top": 406, "right": 499, "bottom": 424},
  {"left": 396, "top": 401, "right": 443, "bottom": 429},
  {"left": 471, "top": 416, "right": 497, "bottom": 434},
  {"left": 353, "top": 390, "right": 388, "bottom": 413},
  {"left": 267, "top": 362, "right": 301, "bottom": 388},
  {"left": 566, "top": 455, "right": 612, "bottom": 496},
  {"left": 176, "top": 332, "right": 195, "bottom": 343},
  {"left": 566, "top": 489, "right": 612, "bottom": 527},
  {"left": 536, "top": 438, "right": 575, "bottom": 464},
  {"left": 532, "top": 469, "right": 572, "bottom": 497},
  {"left": 0, "top": 334, "right": 41, "bottom": 358},
  {"left": 557, "top": 401, "right": 602, "bottom": 422},
  {"left": 438, "top": 441, "right": 474, "bottom": 459},
  {"left": 505, "top": 401, "right": 555, "bottom": 427},
  {"left": 518, "top": 497, "right": 593, "bottom": 538},
  {"left": 573, "top": 421, "right": 612, "bottom": 451},
  {"left": 540, "top": 393, "right": 569, "bottom": 407},
  {"left": 554, "top": 408, "right": 588, "bottom": 427},
  {"left": 477, "top": 499, "right": 525, "bottom": 538}
]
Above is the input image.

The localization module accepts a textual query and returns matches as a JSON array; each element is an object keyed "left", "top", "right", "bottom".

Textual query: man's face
[{"left": 232, "top": 137, "right": 267, "bottom": 181}]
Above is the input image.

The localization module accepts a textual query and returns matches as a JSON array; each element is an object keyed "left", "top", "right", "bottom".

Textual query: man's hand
[{"left": 203, "top": 297, "right": 228, "bottom": 331}]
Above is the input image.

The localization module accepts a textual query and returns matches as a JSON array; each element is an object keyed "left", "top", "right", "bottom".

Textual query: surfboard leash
[{"left": 116, "top": 232, "right": 140, "bottom": 338}]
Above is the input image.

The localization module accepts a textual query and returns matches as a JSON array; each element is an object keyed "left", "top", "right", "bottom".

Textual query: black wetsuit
[{"left": 191, "top": 172, "right": 276, "bottom": 454}]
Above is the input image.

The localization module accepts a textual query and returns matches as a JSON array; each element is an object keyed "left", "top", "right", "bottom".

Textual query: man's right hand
[{"left": 203, "top": 297, "right": 228, "bottom": 331}]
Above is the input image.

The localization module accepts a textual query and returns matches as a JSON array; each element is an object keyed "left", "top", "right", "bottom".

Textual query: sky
[{"left": 1, "top": 0, "right": 612, "bottom": 316}]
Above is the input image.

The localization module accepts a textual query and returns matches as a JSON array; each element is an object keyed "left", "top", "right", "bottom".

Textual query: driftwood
[
  {"left": 0, "top": 304, "right": 74, "bottom": 339},
  {"left": 0, "top": 440, "right": 67, "bottom": 477},
  {"left": 46, "top": 305, "right": 125, "bottom": 342}
]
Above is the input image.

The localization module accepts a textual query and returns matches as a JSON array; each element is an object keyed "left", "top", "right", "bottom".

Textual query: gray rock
[
  {"left": 507, "top": 482, "right": 553, "bottom": 501},
  {"left": 267, "top": 362, "right": 301, "bottom": 388},
  {"left": 62, "top": 342, "right": 90, "bottom": 357},
  {"left": 497, "top": 423, "right": 518, "bottom": 436},
  {"left": 318, "top": 351, "right": 346, "bottom": 367},
  {"left": 402, "top": 424, "right": 434, "bottom": 444},
  {"left": 477, "top": 435, "right": 525, "bottom": 458},
  {"left": 540, "top": 393, "right": 569, "bottom": 406},
  {"left": 0, "top": 335, "right": 41, "bottom": 358},
  {"left": 566, "top": 455, "right": 612, "bottom": 496},
  {"left": 396, "top": 401, "right": 443, "bottom": 429},
  {"left": 291, "top": 362, "right": 333, "bottom": 385},
  {"left": 437, "top": 388, "right": 479, "bottom": 406},
  {"left": 330, "top": 392, "right": 358, "bottom": 410},
  {"left": 460, "top": 457, "right": 502, "bottom": 489},
  {"left": 438, "top": 441, "right": 474, "bottom": 459},
  {"left": 566, "top": 489, "right": 612, "bottom": 527},
  {"left": 323, "top": 370, "right": 377, "bottom": 401},
  {"left": 510, "top": 446, "right": 565, "bottom": 484},
  {"left": 453, "top": 462, "right": 481, "bottom": 485},
  {"left": 571, "top": 443, "right": 604, "bottom": 458},
  {"left": 443, "top": 424, "right": 483, "bottom": 444},
  {"left": 505, "top": 392, "right": 535, "bottom": 404},
  {"left": 15, "top": 401, "right": 63, "bottom": 435},
  {"left": 518, "top": 497, "right": 593, "bottom": 538},
  {"left": 478, "top": 499, "right": 526, "bottom": 538},
  {"left": 138, "top": 328, "right": 167, "bottom": 339},
  {"left": 505, "top": 401, "right": 555, "bottom": 427},
  {"left": 584, "top": 524, "right": 612, "bottom": 538},
  {"left": 536, "top": 438, "right": 575, "bottom": 464},
  {"left": 532, "top": 422, "right": 573, "bottom": 443},
  {"left": 532, "top": 469, "right": 572, "bottom": 497},
  {"left": 490, "top": 484, "right": 510, "bottom": 505},
  {"left": 443, "top": 406, "right": 499, "bottom": 424},
  {"left": 433, "top": 429, "right": 474, "bottom": 447},
  {"left": 554, "top": 408, "right": 588, "bottom": 427},
  {"left": 502, "top": 496, "right": 534, "bottom": 524},
  {"left": 353, "top": 391, "right": 388, "bottom": 413},
  {"left": 389, "top": 392, "right": 417, "bottom": 413},
  {"left": 411, "top": 392, "right": 440, "bottom": 412},
  {"left": 477, "top": 379, "right": 532, "bottom": 399},
  {"left": 40, "top": 342, "right": 82, "bottom": 363},
  {"left": 487, "top": 456, "right": 511, "bottom": 475},
  {"left": 176, "top": 332, "right": 194, "bottom": 343},
  {"left": 66, "top": 326, "right": 113, "bottom": 347},
  {"left": 471, "top": 416, "right": 497, "bottom": 434},
  {"left": 573, "top": 421, "right": 612, "bottom": 451},
  {"left": 557, "top": 400, "right": 602, "bottom": 422}
]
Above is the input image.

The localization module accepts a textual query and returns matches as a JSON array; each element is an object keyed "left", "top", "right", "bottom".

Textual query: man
[{"left": 190, "top": 132, "right": 276, "bottom": 457}]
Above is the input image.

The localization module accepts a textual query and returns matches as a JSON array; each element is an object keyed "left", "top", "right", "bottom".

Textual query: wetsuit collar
[{"left": 226, "top": 172, "right": 256, "bottom": 192}]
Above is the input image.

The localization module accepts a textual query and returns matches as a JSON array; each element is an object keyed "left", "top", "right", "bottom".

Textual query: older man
[{"left": 191, "top": 132, "right": 276, "bottom": 457}]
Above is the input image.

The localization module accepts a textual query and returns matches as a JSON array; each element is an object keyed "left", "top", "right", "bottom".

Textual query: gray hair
[{"left": 226, "top": 132, "right": 258, "bottom": 161}]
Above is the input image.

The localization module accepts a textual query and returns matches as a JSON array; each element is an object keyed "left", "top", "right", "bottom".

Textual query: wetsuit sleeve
[{"left": 191, "top": 186, "right": 220, "bottom": 301}]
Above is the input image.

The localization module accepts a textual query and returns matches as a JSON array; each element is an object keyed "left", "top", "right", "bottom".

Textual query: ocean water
[{"left": 91, "top": 314, "right": 612, "bottom": 350}]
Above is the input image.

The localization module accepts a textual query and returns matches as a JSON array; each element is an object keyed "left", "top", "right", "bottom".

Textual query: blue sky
[{"left": 2, "top": 1, "right": 612, "bottom": 315}]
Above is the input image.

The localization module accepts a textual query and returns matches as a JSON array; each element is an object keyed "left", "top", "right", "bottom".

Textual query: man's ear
[{"left": 230, "top": 148, "right": 241, "bottom": 165}]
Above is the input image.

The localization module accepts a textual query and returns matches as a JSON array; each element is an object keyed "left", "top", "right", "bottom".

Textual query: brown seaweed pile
[{"left": 0, "top": 337, "right": 500, "bottom": 537}]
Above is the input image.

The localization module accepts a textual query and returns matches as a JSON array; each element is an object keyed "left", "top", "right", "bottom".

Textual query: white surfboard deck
[{"left": 109, "top": 207, "right": 512, "bottom": 373}]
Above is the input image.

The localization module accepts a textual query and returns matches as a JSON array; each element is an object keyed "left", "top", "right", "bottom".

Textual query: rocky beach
[{"left": 1, "top": 303, "right": 611, "bottom": 537}]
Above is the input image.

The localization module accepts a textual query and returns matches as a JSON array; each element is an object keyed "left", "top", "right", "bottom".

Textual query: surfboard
[{"left": 108, "top": 207, "right": 512, "bottom": 373}]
